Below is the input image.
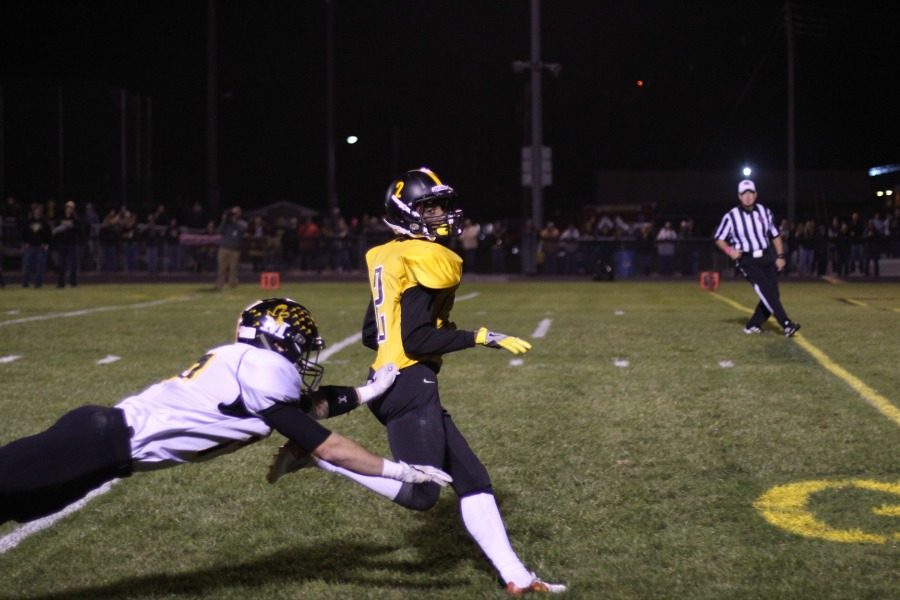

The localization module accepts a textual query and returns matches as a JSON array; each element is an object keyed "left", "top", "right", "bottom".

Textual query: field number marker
[{"left": 754, "top": 479, "right": 900, "bottom": 544}]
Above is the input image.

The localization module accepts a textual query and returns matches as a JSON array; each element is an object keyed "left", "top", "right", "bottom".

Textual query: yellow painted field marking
[
  {"left": 843, "top": 298, "right": 868, "bottom": 307},
  {"left": 754, "top": 479, "right": 900, "bottom": 544},
  {"left": 710, "top": 292, "right": 900, "bottom": 428}
]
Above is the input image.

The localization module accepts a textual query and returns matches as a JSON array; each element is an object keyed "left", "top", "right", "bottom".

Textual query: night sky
[{"left": 2, "top": 1, "right": 898, "bottom": 220}]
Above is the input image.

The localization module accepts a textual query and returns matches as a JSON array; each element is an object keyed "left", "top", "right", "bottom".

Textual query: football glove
[
  {"left": 474, "top": 327, "right": 532, "bottom": 355},
  {"left": 382, "top": 460, "right": 453, "bottom": 487},
  {"left": 267, "top": 440, "right": 315, "bottom": 484},
  {"left": 355, "top": 363, "right": 398, "bottom": 404}
]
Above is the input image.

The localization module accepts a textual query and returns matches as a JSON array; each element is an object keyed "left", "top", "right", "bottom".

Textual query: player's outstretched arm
[
  {"left": 474, "top": 327, "right": 532, "bottom": 355},
  {"left": 313, "top": 432, "right": 452, "bottom": 486},
  {"left": 300, "top": 363, "right": 398, "bottom": 419}
]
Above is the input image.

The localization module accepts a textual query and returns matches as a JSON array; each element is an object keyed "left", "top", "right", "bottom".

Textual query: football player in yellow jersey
[{"left": 271, "top": 168, "right": 566, "bottom": 595}]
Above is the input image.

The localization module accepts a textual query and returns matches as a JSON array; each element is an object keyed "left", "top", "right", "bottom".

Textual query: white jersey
[{"left": 116, "top": 342, "right": 301, "bottom": 471}]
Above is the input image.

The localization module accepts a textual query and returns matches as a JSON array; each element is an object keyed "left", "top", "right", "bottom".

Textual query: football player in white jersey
[{"left": 0, "top": 298, "right": 451, "bottom": 525}]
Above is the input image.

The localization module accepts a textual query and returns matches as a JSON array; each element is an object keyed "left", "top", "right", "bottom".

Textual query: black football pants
[
  {"left": 0, "top": 405, "right": 133, "bottom": 524},
  {"left": 736, "top": 255, "right": 791, "bottom": 328},
  {"left": 367, "top": 363, "right": 491, "bottom": 510}
]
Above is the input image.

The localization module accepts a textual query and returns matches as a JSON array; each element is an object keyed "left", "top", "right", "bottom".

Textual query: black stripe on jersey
[{"left": 718, "top": 205, "right": 773, "bottom": 252}]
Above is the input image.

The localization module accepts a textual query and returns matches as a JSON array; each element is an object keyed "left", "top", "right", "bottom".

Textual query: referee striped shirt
[{"left": 714, "top": 203, "right": 780, "bottom": 253}]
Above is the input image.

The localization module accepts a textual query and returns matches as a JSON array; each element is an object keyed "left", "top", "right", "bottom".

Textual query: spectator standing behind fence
[
  {"left": 539, "top": 221, "right": 560, "bottom": 274},
  {"left": 99, "top": 209, "right": 120, "bottom": 272},
  {"left": 120, "top": 209, "right": 138, "bottom": 273},
  {"left": 0, "top": 217, "right": 5, "bottom": 288},
  {"left": 165, "top": 218, "right": 182, "bottom": 273},
  {"left": 714, "top": 179, "right": 800, "bottom": 337},
  {"left": 655, "top": 221, "right": 677, "bottom": 276},
  {"left": 559, "top": 222, "right": 581, "bottom": 274},
  {"left": 460, "top": 218, "right": 480, "bottom": 272},
  {"left": 21, "top": 203, "right": 52, "bottom": 288},
  {"left": 82, "top": 202, "right": 100, "bottom": 272},
  {"left": 142, "top": 212, "right": 164, "bottom": 275},
  {"left": 297, "top": 216, "right": 320, "bottom": 272},
  {"left": 52, "top": 200, "right": 81, "bottom": 287},
  {"left": 216, "top": 206, "right": 247, "bottom": 290},
  {"left": 677, "top": 218, "right": 698, "bottom": 275}
]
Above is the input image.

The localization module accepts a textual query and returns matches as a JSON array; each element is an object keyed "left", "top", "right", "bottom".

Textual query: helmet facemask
[
  {"left": 383, "top": 168, "right": 464, "bottom": 241},
  {"left": 255, "top": 331, "right": 325, "bottom": 393},
  {"left": 413, "top": 196, "right": 464, "bottom": 240},
  {"left": 236, "top": 298, "right": 326, "bottom": 393}
]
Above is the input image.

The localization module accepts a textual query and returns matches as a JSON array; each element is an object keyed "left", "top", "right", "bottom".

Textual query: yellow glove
[{"left": 474, "top": 327, "right": 532, "bottom": 355}]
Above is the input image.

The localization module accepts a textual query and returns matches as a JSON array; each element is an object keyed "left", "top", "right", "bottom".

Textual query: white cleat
[{"left": 505, "top": 572, "right": 568, "bottom": 596}]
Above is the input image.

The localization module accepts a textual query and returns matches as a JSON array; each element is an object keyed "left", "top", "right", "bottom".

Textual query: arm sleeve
[
  {"left": 400, "top": 286, "right": 476, "bottom": 356},
  {"left": 301, "top": 385, "right": 360, "bottom": 418},
  {"left": 361, "top": 299, "right": 379, "bottom": 350},
  {"left": 260, "top": 403, "right": 332, "bottom": 453}
]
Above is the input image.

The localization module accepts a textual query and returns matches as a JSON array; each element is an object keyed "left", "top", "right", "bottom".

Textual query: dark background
[{"left": 1, "top": 1, "right": 898, "bottom": 222}]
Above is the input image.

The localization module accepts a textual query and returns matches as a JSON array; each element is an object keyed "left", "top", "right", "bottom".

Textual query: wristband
[{"left": 776, "top": 254, "right": 785, "bottom": 259}]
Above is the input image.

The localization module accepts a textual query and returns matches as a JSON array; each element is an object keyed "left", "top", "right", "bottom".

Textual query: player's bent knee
[{"left": 393, "top": 481, "right": 441, "bottom": 511}]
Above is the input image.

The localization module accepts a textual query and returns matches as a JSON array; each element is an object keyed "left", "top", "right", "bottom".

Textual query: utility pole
[
  {"left": 785, "top": 1, "right": 796, "bottom": 222},
  {"left": 512, "top": 0, "right": 560, "bottom": 274},
  {"left": 206, "top": 0, "right": 220, "bottom": 217},
  {"left": 325, "top": 0, "right": 337, "bottom": 210},
  {"left": 57, "top": 87, "right": 64, "bottom": 204}
]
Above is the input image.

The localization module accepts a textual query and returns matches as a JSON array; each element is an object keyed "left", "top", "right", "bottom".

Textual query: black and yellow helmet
[
  {"left": 236, "top": 298, "right": 325, "bottom": 392},
  {"left": 383, "top": 167, "right": 464, "bottom": 240}
]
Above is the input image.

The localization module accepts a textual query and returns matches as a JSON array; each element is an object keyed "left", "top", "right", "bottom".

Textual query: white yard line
[
  {"left": 319, "top": 332, "right": 362, "bottom": 362},
  {"left": 0, "top": 297, "right": 195, "bottom": 328},
  {"left": 0, "top": 480, "right": 119, "bottom": 554},
  {"left": 532, "top": 318, "right": 552, "bottom": 339}
]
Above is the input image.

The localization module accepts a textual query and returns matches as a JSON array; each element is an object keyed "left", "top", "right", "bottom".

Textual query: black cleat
[{"left": 783, "top": 322, "right": 801, "bottom": 337}]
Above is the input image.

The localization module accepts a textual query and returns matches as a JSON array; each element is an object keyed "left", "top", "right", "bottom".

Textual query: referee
[{"left": 714, "top": 179, "right": 801, "bottom": 336}]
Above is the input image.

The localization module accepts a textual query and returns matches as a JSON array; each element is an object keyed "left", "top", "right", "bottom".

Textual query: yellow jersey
[{"left": 366, "top": 238, "right": 463, "bottom": 371}]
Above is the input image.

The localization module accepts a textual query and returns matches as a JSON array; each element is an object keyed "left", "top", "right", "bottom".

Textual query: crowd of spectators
[{"left": 1, "top": 193, "right": 898, "bottom": 286}]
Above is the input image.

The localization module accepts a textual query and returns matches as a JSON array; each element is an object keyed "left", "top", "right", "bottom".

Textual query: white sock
[
  {"left": 460, "top": 492, "right": 532, "bottom": 587},
  {"left": 315, "top": 458, "right": 403, "bottom": 500}
]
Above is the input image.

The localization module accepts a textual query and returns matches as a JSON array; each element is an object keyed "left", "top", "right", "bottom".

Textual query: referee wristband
[{"left": 776, "top": 254, "right": 785, "bottom": 258}]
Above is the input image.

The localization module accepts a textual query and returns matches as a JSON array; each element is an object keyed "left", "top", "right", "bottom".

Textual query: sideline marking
[
  {"left": 841, "top": 298, "right": 868, "bottom": 308},
  {"left": 0, "top": 480, "right": 120, "bottom": 554},
  {"left": 0, "top": 355, "right": 22, "bottom": 364},
  {"left": 754, "top": 479, "right": 900, "bottom": 544},
  {"left": 532, "top": 318, "right": 552, "bottom": 339},
  {"left": 709, "top": 292, "right": 900, "bottom": 428},
  {"left": 0, "top": 297, "right": 196, "bottom": 328}
]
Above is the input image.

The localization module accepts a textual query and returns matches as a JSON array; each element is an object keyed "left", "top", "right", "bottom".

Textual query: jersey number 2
[{"left": 372, "top": 265, "right": 387, "bottom": 343}]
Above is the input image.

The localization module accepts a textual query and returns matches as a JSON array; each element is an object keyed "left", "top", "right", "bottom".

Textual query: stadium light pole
[
  {"left": 512, "top": 0, "right": 560, "bottom": 274},
  {"left": 325, "top": 0, "right": 338, "bottom": 211}
]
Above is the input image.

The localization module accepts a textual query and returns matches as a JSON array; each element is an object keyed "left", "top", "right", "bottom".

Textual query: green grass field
[{"left": 1, "top": 279, "right": 898, "bottom": 599}]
